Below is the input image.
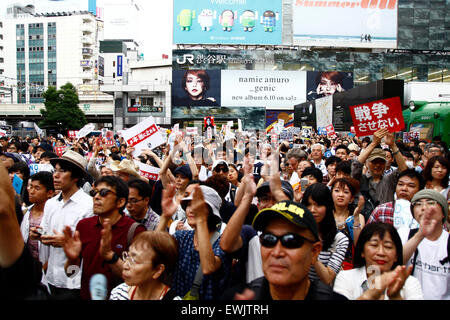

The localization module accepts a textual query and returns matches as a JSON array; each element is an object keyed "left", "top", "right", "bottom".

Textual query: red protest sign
[
  {"left": 55, "top": 146, "right": 65, "bottom": 157},
  {"left": 67, "top": 130, "right": 79, "bottom": 139},
  {"left": 325, "top": 124, "right": 336, "bottom": 138},
  {"left": 349, "top": 97, "right": 405, "bottom": 137}
]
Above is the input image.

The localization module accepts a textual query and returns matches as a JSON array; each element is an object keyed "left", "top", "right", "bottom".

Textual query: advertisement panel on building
[
  {"left": 117, "top": 55, "right": 123, "bottom": 77},
  {"left": 292, "top": 0, "right": 398, "bottom": 49},
  {"left": 220, "top": 70, "right": 306, "bottom": 107},
  {"left": 173, "top": 0, "right": 282, "bottom": 45}
]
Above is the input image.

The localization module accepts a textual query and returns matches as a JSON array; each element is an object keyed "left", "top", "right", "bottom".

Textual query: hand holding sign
[{"left": 122, "top": 117, "right": 164, "bottom": 156}]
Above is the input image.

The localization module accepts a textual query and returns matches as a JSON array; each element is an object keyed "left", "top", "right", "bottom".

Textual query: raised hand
[
  {"left": 62, "top": 226, "right": 82, "bottom": 261},
  {"left": 161, "top": 183, "right": 178, "bottom": 218},
  {"left": 191, "top": 185, "right": 209, "bottom": 225}
]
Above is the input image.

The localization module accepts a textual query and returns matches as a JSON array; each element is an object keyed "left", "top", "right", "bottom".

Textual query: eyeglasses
[
  {"left": 214, "top": 167, "right": 229, "bottom": 173},
  {"left": 122, "top": 251, "right": 152, "bottom": 266},
  {"left": 260, "top": 232, "right": 315, "bottom": 249},
  {"left": 128, "top": 198, "right": 144, "bottom": 205},
  {"left": 90, "top": 188, "right": 116, "bottom": 197},
  {"left": 412, "top": 200, "right": 438, "bottom": 209}
]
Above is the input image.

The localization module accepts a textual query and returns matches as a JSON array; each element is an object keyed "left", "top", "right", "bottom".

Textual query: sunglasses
[
  {"left": 214, "top": 167, "right": 229, "bottom": 173},
  {"left": 90, "top": 188, "right": 116, "bottom": 197},
  {"left": 260, "top": 232, "right": 315, "bottom": 249}
]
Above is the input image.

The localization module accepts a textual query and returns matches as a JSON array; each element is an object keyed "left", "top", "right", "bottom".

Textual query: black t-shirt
[{"left": 222, "top": 277, "right": 347, "bottom": 300}]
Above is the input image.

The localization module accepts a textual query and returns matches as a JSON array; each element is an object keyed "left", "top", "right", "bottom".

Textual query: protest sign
[
  {"left": 76, "top": 123, "right": 95, "bottom": 139},
  {"left": 317, "top": 127, "right": 327, "bottom": 136},
  {"left": 104, "top": 130, "right": 115, "bottom": 147},
  {"left": 136, "top": 162, "right": 160, "bottom": 181},
  {"left": 122, "top": 117, "right": 165, "bottom": 156},
  {"left": 68, "top": 130, "right": 79, "bottom": 139},
  {"left": 325, "top": 124, "right": 336, "bottom": 138},
  {"left": 12, "top": 174, "right": 23, "bottom": 195},
  {"left": 34, "top": 123, "right": 44, "bottom": 136},
  {"left": 29, "top": 163, "right": 54, "bottom": 175},
  {"left": 350, "top": 97, "right": 405, "bottom": 137},
  {"left": 186, "top": 127, "right": 198, "bottom": 136},
  {"left": 0, "top": 129, "right": 6, "bottom": 137},
  {"left": 55, "top": 146, "right": 65, "bottom": 157}
]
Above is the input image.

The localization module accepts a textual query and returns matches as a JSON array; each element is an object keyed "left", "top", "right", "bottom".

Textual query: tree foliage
[{"left": 39, "top": 83, "right": 87, "bottom": 133}]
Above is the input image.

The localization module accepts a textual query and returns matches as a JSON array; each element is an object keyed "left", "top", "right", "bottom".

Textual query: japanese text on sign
[
  {"left": 126, "top": 124, "right": 158, "bottom": 147},
  {"left": 350, "top": 97, "right": 404, "bottom": 137}
]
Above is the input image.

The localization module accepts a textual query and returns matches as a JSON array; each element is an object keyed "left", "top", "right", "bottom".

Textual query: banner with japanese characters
[
  {"left": 136, "top": 162, "right": 160, "bottom": 181},
  {"left": 349, "top": 96, "right": 404, "bottom": 137},
  {"left": 122, "top": 117, "right": 165, "bottom": 156}
]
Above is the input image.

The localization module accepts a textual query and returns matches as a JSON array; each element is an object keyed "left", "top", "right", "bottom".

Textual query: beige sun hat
[
  {"left": 110, "top": 159, "right": 141, "bottom": 179},
  {"left": 50, "top": 149, "right": 88, "bottom": 175}
]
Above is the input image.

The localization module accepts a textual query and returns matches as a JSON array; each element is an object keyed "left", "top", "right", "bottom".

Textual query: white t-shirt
[{"left": 399, "top": 228, "right": 450, "bottom": 300}]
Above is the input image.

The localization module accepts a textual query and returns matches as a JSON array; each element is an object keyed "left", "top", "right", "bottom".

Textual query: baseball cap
[
  {"left": 212, "top": 160, "right": 229, "bottom": 171},
  {"left": 173, "top": 164, "right": 193, "bottom": 180},
  {"left": 181, "top": 185, "right": 222, "bottom": 221},
  {"left": 252, "top": 200, "right": 319, "bottom": 241},
  {"left": 256, "top": 180, "right": 294, "bottom": 200},
  {"left": 367, "top": 148, "right": 386, "bottom": 162},
  {"left": 0, "top": 152, "right": 21, "bottom": 163}
]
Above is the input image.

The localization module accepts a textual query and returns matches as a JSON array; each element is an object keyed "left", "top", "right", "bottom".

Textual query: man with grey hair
[
  {"left": 310, "top": 143, "right": 327, "bottom": 176},
  {"left": 286, "top": 148, "right": 308, "bottom": 186}
]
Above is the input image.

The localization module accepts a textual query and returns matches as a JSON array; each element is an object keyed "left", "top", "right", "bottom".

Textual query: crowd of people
[{"left": 0, "top": 126, "right": 449, "bottom": 301}]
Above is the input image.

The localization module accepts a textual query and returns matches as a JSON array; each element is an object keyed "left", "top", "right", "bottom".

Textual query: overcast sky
[{"left": 0, "top": 0, "right": 173, "bottom": 60}]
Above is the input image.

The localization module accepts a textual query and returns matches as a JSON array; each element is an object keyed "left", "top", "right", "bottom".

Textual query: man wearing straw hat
[{"left": 32, "top": 150, "right": 94, "bottom": 299}]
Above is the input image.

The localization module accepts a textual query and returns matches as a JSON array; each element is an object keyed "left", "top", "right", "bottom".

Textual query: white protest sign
[
  {"left": 34, "top": 123, "right": 44, "bottom": 136},
  {"left": 29, "top": 163, "right": 54, "bottom": 175},
  {"left": 136, "top": 162, "right": 160, "bottom": 181},
  {"left": 186, "top": 127, "right": 198, "bottom": 136},
  {"left": 76, "top": 123, "right": 95, "bottom": 139},
  {"left": 122, "top": 116, "right": 165, "bottom": 156},
  {"left": 238, "top": 119, "right": 242, "bottom": 132}
]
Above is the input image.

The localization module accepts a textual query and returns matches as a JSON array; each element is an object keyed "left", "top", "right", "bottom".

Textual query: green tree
[{"left": 39, "top": 83, "right": 87, "bottom": 134}]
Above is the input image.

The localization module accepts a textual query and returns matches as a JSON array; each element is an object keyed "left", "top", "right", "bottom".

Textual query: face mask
[{"left": 406, "top": 161, "right": 414, "bottom": 168}]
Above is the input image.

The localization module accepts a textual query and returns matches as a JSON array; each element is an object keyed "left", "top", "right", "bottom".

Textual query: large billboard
[
  {"left": 172, "top": 69, "right": 306, "bottom": 108},
  {"left": 172, "top": 50, "right": 353, "bottom": 109},
  {"left": 173, "top": 0, "right": 282, "bottom": 45},
  {"left": 293, "top": 0, "right": 398, "bottom": 49}
]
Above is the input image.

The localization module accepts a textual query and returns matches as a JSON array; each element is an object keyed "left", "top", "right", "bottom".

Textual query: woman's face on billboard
[
  {"left": 185, "top": 73, "right": 205, "bottom": 100},
  {"left": 317, "top": 77, "right": 342, "bottom": 96}
]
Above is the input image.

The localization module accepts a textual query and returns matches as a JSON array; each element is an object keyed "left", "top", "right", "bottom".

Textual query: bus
[{"left": 403, "top": 101, "right": 450, "bottom": 148}]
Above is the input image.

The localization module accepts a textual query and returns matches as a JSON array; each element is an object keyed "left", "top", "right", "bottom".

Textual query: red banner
[
  {"left": 139, "top": 170, "right": 159, "bottom": 181},
  {"left": 349, "top": 96, "right": 405, "bottom": 137}
]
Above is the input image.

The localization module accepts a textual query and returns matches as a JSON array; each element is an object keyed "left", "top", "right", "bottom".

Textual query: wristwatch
[{"left": 104, "top": 252, "right": 119, "bottom": 264}]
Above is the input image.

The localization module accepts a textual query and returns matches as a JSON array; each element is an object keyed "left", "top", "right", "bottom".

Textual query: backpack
[{"left": 407, "top": 228, "right": 450, "bottom": 274}]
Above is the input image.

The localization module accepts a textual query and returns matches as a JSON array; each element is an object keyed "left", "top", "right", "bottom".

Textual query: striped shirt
[
  {"left": 309, "top": 231, "right": 349, "bottom": 282},
  {"left": 109, "top": 283, "right": 182, "bottom": 300}
]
